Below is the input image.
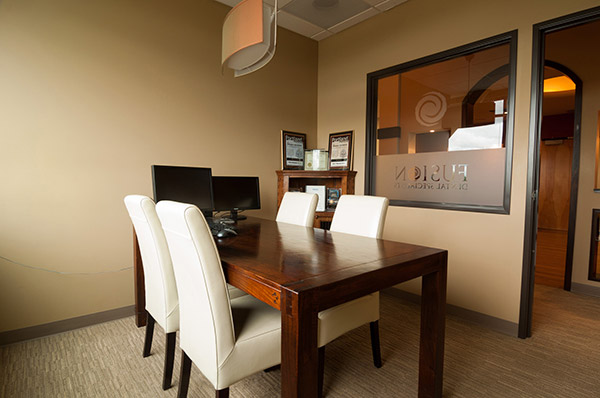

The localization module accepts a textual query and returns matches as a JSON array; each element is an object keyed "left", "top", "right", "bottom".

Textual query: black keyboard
[{"left": 208, "top": 218, "right": 237, "bottom": 237}]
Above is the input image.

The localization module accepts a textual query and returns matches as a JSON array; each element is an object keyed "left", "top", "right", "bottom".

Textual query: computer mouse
[{"left": 217, "top": 228, "right": 238, "bottom": 238}]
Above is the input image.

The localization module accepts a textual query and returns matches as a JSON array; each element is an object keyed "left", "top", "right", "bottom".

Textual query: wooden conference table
[{"left": 133, "top": 217, "right": 447, "bottom": 398}]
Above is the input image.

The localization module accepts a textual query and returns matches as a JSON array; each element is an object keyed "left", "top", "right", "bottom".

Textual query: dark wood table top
[{"left": 217, "top": 217, "right": 446, "bottom": 311}]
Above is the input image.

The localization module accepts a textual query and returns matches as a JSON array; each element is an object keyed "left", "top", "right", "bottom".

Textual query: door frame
[{"left": 519, "top": 6, "right": 600, "bottom": 339}]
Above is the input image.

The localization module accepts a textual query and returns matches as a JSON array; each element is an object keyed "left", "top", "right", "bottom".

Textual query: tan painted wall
[
  {"left": 0, "top": 0, "right": 318, "bottom": 332},
  {"left": 317, "top": 0, "right": 600, "bottom": 325},
  {"left": 545, "top": 21, "right": 600, "bottom": 288}
]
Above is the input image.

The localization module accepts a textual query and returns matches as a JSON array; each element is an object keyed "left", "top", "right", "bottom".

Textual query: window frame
[
  {"left": 589, "top": 209, "right": 600, "bottom": 281},
  {"left": 364, "top": 30, "right": 518, "bottom": 214}
]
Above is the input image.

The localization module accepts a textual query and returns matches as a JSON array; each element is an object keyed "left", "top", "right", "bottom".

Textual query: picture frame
[
  {"left": 328, "top": 131, "right": 353, "bottom": 170},
  {"left": 281, "top": 130, "right": 307, "bottom": 170}
]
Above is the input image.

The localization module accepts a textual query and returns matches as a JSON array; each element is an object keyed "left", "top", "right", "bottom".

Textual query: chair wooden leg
[
  {"left": 216, "top": 388, "right": 229, "bottom": 398},
  {"left": 177, "top": 351, "right": 192, "bottom": 398},
  {"left": 162, "top": 332, "right": 177, "bottom": 390},
  {"left": 318, "top": 346, "right": 325, "bottom": 398},
  {"left": 143, "top": 313, "right": 155, "bottom": 358},
  {"left": 370, "top": 321, "right": 382, "bottom": 368}
]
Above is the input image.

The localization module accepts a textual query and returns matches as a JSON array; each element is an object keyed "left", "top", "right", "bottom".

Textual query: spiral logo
[
  {"left": 415, "top": 91, "right": 447, "bottom": 127},
  {"left": 409, "top": 166, "right": 421, "bottom": 181}
]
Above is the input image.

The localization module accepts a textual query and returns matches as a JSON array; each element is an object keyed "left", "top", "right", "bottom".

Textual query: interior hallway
[{"left": 535, "top": 228, "right": 568, "bottom": 288}]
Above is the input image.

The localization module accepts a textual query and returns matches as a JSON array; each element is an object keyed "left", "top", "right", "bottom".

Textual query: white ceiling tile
[
  {"left": 374, "top": 0, "right": 408, "bottom": 12},
  {"left": 277, "top": 10, "right": 323, "bottom": 37},
  {"left": 217, "top": 0, "right": 293, "bottom": 10},
  {"left": 213, "top": 0, "right": 411, "bottom": 39},
  {"left": 311, "top": 30, "right": 334, "bottom": 41},
  {"left": 217, "top": 0, "right": 240, "bottom": 7},
  {"left": 264, "top": 0, "right": 293, "bottom": 8},
  {"left": 282, "top": 0, "right": 371, "bottom": 29},
  {"left": 328, "top": 7, "right": 380, "bottom": 33}
]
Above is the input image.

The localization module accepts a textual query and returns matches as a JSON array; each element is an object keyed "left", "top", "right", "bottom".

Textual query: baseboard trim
[
  {"left": 571, "top": 282, "right": 600, "bottom": 298},
  {"left": 383, "top": 288, "right": 519, "bottom": 337},
  {"left": 2, "top": 289, "right": 524, "bottom": 346},
  {"left": 0, "top": 305, "right": 135, "bottom": 346}
]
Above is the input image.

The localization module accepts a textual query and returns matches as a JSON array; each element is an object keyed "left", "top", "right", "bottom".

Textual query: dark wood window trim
[{"left": 589, "top": 209, "right": 600, "bottom": 281}]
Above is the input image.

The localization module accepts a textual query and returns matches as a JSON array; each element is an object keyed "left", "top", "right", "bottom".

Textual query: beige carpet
[{"left": 2, "top": 286, "right": 600, "bottom": 397}]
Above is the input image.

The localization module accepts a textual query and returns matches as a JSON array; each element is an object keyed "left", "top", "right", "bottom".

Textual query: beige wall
[
  {"left": 545, "top": 21, "right": 600, "bottom": 288},
  {"left": 0, "top": 0, "right": 318, "bottom": 332},
  {"left": 317, "top": 0, "right": 600, "bottom": 327}
]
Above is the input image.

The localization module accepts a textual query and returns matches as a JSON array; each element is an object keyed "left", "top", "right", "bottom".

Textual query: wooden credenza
[{"left": 276, "top": 170, "right": 357, "bottom": 228}]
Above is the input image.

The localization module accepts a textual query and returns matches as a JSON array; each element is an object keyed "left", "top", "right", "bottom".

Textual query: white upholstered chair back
[
  {"left": 124, "top": 195, "right": 179, "bottom": 333},
  {"left": 330, "top": 195, "right": 389, "bottom": 239},
  {"left": 156, "top": 200, "right": 236, "bottom": 384},
  {"left": 276, "top": 192, "right": 318, "bottom": 227}
]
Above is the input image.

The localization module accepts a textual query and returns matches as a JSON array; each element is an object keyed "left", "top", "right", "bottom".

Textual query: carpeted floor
[{"left": 2, "top": 285, "right": 600, "bottom": 397}]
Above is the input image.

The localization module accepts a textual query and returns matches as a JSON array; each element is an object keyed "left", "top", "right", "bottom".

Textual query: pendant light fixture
[{"left": 222, "top": 0, "right": 278, "bottom": 77}]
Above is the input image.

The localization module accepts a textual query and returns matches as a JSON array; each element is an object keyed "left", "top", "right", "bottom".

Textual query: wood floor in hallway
[{"left": 535, "top": 228, "right": 567, "bottom": 288}]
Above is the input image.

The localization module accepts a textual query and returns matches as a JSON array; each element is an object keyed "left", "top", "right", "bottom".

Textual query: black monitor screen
[
  {"left": 212, "top": 176, "right": 260, "bottom": 212},
  {"left": 151, "top": 165, "right": 214, "bottom": 213}
]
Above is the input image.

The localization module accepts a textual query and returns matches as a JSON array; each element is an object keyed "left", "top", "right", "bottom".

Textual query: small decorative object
[
  {"left": 305, "top": 185, "right": 326, "bottom": 211},
  {"left": 326, "top": 188, "right": 341, "bottom": 210},
  {"left": 328, "top": 131, "right": 354, "bottom": 170},
  {"left": 281, "top": 130, "right": 306, "bottom": 170},
  {"left": 304, "top": 149, "right": 329, "bottom": 170}
]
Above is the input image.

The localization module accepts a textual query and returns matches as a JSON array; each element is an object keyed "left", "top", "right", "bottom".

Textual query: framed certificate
[
  {"left": 281, "top": 130, "right": 307, "bottom": 170},
  {"left": 328, "top": 131, "right": 353, "bottom": 170}
]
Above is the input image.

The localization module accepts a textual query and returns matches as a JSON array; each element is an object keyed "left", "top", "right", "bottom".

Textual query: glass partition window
[{"left": 366, "top": 33, "right": 516, "bottom": 213}]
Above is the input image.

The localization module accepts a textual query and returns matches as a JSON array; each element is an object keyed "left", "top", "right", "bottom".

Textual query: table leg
[
  {"left": 133, "top": 230, "right": 147, "bottom": 327},
  {"left": 280, "top": 289, "right": 319, "bottom": 398},
  {"left": 418, "top": 254, "right": 447, "bottom": 398}
]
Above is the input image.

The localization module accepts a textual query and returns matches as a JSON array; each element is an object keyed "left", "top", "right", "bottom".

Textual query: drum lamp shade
[{"left": 222, "top": 0, "right": 277, "bottom": 77}]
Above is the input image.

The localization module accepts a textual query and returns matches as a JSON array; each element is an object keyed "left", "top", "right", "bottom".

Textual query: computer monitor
[
  {"left": 212, "top": 176, "right": 260, "bottom": 220},
  {"left": 151, "top": 165, "right": 214, "bottom": 217}
]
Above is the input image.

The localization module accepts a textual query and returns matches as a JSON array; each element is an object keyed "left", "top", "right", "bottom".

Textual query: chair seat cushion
[
  {"left": 318, "top": 292, "right": 379, "bottom": 347},
  {"left": 217, "top": 294, "right": 281, "bottom": 389}
]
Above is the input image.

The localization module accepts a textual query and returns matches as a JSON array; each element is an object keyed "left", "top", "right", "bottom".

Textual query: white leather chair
[
  {"left": 156, "top": 200, "right": 281, "bottom": 398},
  {"left": 319, "top": 194, "right": 389, "bottom": 396},
  {"left": 124, "top": 195, "right": 179, "bottom": 390},
  {"left": 124, "top": 195, "right": 246, "bottom": 390},
  {"left": 276, "top": 192, "right": 318, "bottom": 227},
  {"left": 330, "top": 195, "right": 389, "bottom": 239}
]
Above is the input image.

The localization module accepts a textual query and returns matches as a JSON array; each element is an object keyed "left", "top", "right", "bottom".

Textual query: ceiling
[{"left": 215, "top": 0, "right": 410, "bottom": 41}]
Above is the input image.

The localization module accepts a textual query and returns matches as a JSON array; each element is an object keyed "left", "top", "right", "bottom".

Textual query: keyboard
[{"left": 208, "top": 218, "right": 237, "bottom": 237}]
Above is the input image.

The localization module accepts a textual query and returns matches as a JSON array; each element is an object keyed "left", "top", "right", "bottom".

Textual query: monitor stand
[{"left": 229, "top": 209, "right": 246, "bottom": 221}]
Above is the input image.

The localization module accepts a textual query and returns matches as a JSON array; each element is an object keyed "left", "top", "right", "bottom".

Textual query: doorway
[
  {"left": 534, "top": 64, "right": 577, "bottom": 289},
  {"left": 519, "top": 7, "right": 600, "bottom": 339}
]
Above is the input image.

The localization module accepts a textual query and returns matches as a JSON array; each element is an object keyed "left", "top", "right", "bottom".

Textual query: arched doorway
[
  {"left": 519, "top": 8, "right": 598, "bottom": 338},
  {"left": 534, "top": 62, "right": 581, "bottom": 290}
]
